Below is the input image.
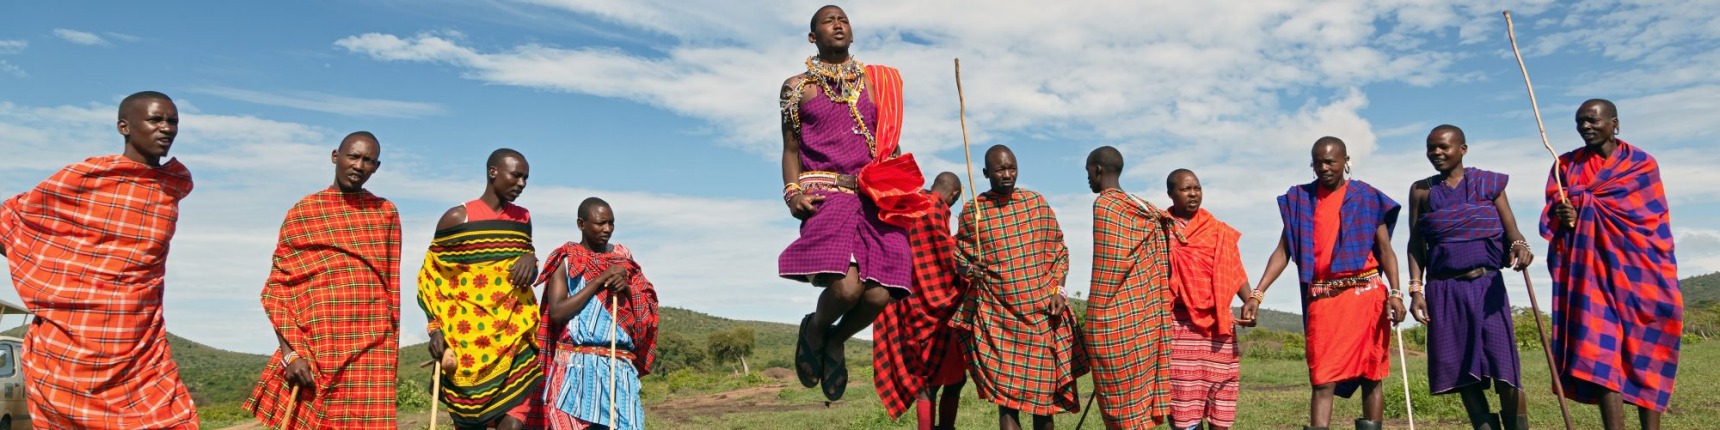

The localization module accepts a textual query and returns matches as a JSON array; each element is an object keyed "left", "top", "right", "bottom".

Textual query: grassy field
[
  {"left": 20, "top": 279, "right": 1687, "bottom": 429},
  {"left": 629, "top": 340, "right": 1719, "bottom": 429}
]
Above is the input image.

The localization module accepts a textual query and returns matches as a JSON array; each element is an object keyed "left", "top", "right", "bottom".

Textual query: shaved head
[
  {"left": 1428, "top": 124, "right": 1465, "bottom": 144},
  {"left": 487, "top": 148, "right": 525, "bottom": 172},
  {"left": 1581, "top": 98, "right": 1618, "bottom": 118},
  {"left": 118, "top": 91, "right": 173, "bottom": 119},
  {"left": 577, "top": 197, "right": 611, "bottom": 220},
  {"left": 1086, "top": 146, "right": 1124, "bottom": 174},
  {"left": 340, "top": 131, "right": 380, "bottom": 151},
  {"left": 811, "top": 5, "right": 843, "bottom": 32},
  {"left": 932, "top": 171, "right": 961, "bottom": 191},
  {"left": 1313, "top": 136, "right": 1348, "bottom": 157},
  {"left": 1311, "top": 136, "right": 1350, "bottom": 188},
  {"left": 984, "top": 144, "right": 1014, "bottom": 170},
  {"left": 1166, "top": 168, "right": 1196, "bottom": 190}
]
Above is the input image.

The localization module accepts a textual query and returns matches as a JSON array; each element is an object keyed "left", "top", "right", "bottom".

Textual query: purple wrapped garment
[
  {"left": 777, "top": 80, "right": 912, "bottom": 293},
  {"left": 1419, "top": 168, "right": 1521, "bottom": 394}
]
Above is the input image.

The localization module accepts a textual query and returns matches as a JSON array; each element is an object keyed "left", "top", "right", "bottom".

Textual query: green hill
[
  {"left": 399, "top": 306, "right": 872, "bottom": 386},
  {"left": 1684, "top": 271, "right": 1720, "bottom": 304},
  {"left": 0, "top": 326, "right": 270, "bottom": 407}
]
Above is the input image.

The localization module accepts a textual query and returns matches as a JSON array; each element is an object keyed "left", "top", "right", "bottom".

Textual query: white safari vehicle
[{"left": 0, "top": 299, "right": 31, "bottom": 430}]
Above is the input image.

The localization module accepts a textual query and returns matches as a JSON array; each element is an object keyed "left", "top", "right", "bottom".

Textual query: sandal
[
  {"left": 820, "top": 328, "right": 848, "bottom": 401},
  {"left": 795, "top": 313, "right": 823, "bottom": 388}
]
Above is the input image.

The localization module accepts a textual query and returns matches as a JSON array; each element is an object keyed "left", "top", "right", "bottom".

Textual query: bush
[
  {"left": 1240, "top": 328, "right": 1305, "bottom": 360},
  {"left": 397, "top": 377, "right": 433, "bottom": 411}
]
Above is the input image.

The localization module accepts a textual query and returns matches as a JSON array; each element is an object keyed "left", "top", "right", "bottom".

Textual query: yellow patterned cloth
[{"left": 416, "top": 219, "right": 542, "bottom": 426}]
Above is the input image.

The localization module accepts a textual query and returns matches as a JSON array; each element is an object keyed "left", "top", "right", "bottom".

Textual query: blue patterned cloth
[
  {"left": 552, "top": 274, "right": 644, "bottom": 430},
  {"left": 1277, "top": 179, "right": 1401, "bottom": 285}
]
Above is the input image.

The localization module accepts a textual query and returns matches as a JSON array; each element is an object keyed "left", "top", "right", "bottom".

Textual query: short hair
[
  {"left": 810, "top": 5, "right": 842, "bottom": 32},
  {"left": 983, "top": 144, "right": 1013, "bottom": 170},
  {"left": 486, "top": 148, "right": 525, "bottom": 172},
  {"left": 1429, "top": 124, "right": 1466, "bottom": 144},
  {"left": 932, "top": 171, "right": 961, "bottom": 190},
  {"left": 577, "top": 197, "right": 611, "bottom": 220},
  {"left": 118, "top": 91, "right": 173, "bottom": 119},
  {"left": 1165, "top": 168, "right": 1196, "bottom": 190},
  {"left": 1313, "top": 136, "right": 1347, "bottom": 156},
  {"left": 1087, "top": 146, "right": 1124, "bottom": 174},
  {"left": 340, "top": 131, "right": 379, "bottom": 150},
  {"left": 1581, "top": 98, "right": 1618, "bottom": 117}
]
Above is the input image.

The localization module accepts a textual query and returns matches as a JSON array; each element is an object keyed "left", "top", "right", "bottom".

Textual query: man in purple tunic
[
  {"left": 1406, "top": 125, "right": 1533, "bottom": 430},
  {"left": 778, "top": 5, "right": 913, "bottom": 402}
]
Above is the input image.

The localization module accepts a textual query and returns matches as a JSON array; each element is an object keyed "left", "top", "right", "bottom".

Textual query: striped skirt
[
  {"left": 1168, "top": 317, "right": 1240, "bottom": 428},
  {"left": 547, "top": 348, "right": 644, "bottom": 430}
]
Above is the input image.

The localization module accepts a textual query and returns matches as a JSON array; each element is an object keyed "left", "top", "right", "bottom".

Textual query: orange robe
[
  {"left": 1305, "top": 183, "right": 1390, "bottom": 395},
  {"left": 0, "top": 155, "right": 198, "bottom": 429},
  {"left": 244, "top": 187, "right": 402, "bottom": 429},
  {"left": 1085, "top": 190, "right": 1173, "bottom": 427}
]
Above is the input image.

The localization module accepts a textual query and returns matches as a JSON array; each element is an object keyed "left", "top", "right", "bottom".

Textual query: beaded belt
[
  {"left": 563, "top": 345, "right": 636, "bottom": 361},
  {"left": 1308, "top": 269, "right": 1381, "bottom": 299},
  {"left": 798, "top": 171, "right": 858, "bottom": 194}
]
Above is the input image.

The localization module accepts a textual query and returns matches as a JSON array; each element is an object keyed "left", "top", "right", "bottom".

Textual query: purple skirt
[
  {"left": 1424, "top": 269, "right": 1522, "bottom": 394},
  {"left": 778, "top": 189, "right": 912, "bottom": 294}
]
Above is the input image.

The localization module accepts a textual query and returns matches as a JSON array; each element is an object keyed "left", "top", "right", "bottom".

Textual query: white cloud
[
  {"left": 0, "top": 40, "right": 25, "bottom": 54},
  {"left": 337, "top": 0, "right": 1720, "bottom": 322},
  {"left": 0, "top": 61, "right": 22, "bottom": 78},
  {"left": 191, "top": 86, "right": 448, "bottom": 118},
  {"left": 337, "top": 0, "right": 1491, "bottom": 161},
  {"left": 52, "top": 29, "right": 108, "bottom": 46},
  {"left": 0, "top": 99, "right": 810, "bottom": 353}
]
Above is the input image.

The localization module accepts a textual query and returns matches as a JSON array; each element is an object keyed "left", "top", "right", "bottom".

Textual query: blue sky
[{"left": 2, "top": 0, "right": 1717, "bottom": 354}]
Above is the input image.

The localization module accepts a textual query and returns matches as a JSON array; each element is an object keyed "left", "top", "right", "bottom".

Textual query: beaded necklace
[{"left": 781, "top": 56, "right": 877, "bottom": 157}]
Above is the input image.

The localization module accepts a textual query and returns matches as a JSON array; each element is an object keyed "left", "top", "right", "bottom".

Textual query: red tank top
[{"left": 464, "top": 199, "right": 531, "bottom": 223}]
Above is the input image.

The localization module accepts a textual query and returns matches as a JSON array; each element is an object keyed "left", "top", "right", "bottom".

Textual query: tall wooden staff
[
  {"left": 280, "top": 385, "right": 301, "bottom": 430},
  {"left": 609, "top": 294, "right": 621, "bottom": 428},
  {"left": 1504, "top": 10, "right": 1576, "bottom": 430},
  {"left": 1394, "top": 326, "right": 1416, "bottom": 430},
  {"left": 954, "top": 59, "right": 983, "bottom": 259}
]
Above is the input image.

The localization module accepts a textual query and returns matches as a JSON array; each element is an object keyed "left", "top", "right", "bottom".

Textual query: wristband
[{"left": 281, "top": 350, "right": 300, "bottom": 367}]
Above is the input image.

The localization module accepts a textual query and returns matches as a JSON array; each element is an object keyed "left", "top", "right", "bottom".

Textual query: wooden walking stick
[
  {"left": 954, "top": 59, "right": 984, "bottom": 263},
  {"left": 419, "top": 350, "right": 451, "bottom": 430},
  {"left": 1504, "top": 10, "right": 1578, "bottom": 430},
  {"left": 1522, "top": 270, "right": 1576, "bottom": 430},
  {"left": 1503, "top": 10, "right": 1573, "bottom": 225},
  {"left": 280, "top": 385, "right": 301, "bottom": 430},
  {"left": 609, "top": 294, "right": 621, "bottom": 428},
  {"left": 1394, "top": 325, "right": 1416, "bottom": 430}
]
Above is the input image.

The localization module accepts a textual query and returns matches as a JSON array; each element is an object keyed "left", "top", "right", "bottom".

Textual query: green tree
[
  {"left": 1513, "top": 306, "right": 1555, "bottom": 351},
  {"left": 653, "top": 332, "right": 706, "bottom": 375},
  {"left": 707, "top": 327, "right": 756, "bottom": 374},
  {"left": 1685, "top": 300, "right": 1720, "bottom": 340}
]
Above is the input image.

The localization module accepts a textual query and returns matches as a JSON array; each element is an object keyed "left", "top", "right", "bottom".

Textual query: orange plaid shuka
[
  {"left": 0, "top": 155, "right": 198, "bottom": 429},
  {"left": 244, "top": 187, "right": 402, "bottom": 429},
  {"left": 949, "top": 189, "right": 1087, "bottom": 416},
  {"left": 1085, "top": 190, "right": 1175, "bottom": 428}
]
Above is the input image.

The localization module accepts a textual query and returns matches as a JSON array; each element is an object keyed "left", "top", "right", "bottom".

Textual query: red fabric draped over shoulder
[{"left": 858, "top": 64, "right": 933, "bottom": 228}]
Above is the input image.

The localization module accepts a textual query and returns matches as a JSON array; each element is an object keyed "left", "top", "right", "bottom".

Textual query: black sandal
[
  {"left": 795, "top": 313, "right": 822, "bottom": 388},
  {"left": 820, "top": 328, "right": 848, "bottom": 401}
]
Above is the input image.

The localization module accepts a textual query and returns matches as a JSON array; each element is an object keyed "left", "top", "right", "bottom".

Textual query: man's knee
[
  {"left": 823, "top": 276, "right": 865, "bottom": 302},
  {"left": 860, "top": 283, "right": 893, "bottom": 307},
  {"left": 1312, "top": 383, "right": 1337, "bottom": 394}
]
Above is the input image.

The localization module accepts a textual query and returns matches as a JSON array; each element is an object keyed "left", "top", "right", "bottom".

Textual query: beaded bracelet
[
  {"left": 282, "top": 350, "right": 300, "bottom": 367},
  {"left": 1248, "top": 289, "right": 1266, "bottom": 301},
  {"left": 783, "top": 182, "right": 804, "bottom": 203},
  {"left": 1407, "top": 279, "right": 1424, "bottom": 294},
  {"left": 1511, "top": 239, "right": 1530, "bottom": 250}
]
